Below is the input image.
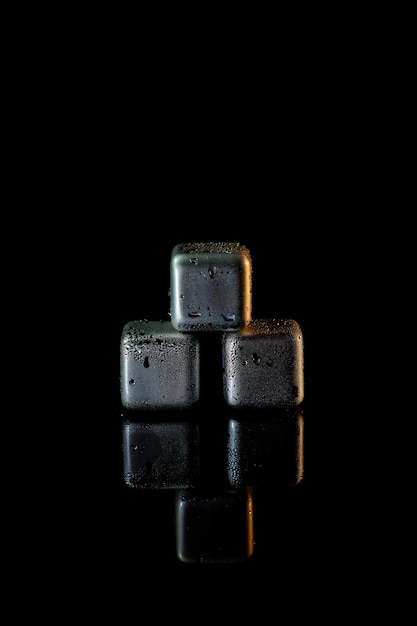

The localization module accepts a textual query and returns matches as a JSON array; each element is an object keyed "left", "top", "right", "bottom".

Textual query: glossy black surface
[
  {"left": 122, "top": 413, "right": 200, "bottom": 489},
  {"left": 226, "top": 409, "right": 304, "bottom": 489},
  {"left": 175, "top": 489, "right": 254, "bottom": 564}
]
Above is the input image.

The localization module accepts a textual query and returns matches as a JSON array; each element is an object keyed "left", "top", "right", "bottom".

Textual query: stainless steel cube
[
  {"left": 120, "top": 320, "right": 200, "bottom": 410},
  {"left": 170, "top": 242, "right": 252, "bottom": 332},
  {"left": 222, "top": 318, "right": 304, "bottom": 408}
]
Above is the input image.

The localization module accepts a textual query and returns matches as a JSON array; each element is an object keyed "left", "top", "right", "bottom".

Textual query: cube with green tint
[{"left": 120, "top": 320, "right": 200, "bottom": 410}]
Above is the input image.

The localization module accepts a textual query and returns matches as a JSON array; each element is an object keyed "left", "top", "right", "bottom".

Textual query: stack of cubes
[{"left": 120, "top": 242, "right": 304, "bottom": 563}]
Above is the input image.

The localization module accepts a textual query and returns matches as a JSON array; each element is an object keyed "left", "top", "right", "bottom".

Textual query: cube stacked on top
[{"left": 169, "top": 242, "right": 252, "bottom": 332}]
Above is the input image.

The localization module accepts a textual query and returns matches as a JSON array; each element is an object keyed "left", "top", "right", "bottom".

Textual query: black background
[
  {"left": 35, "top": 22, "right": 386, "bottom": 612},
  {"left": 11, "top": 7, "right": 410, "bottom": 619},
  {"left": 43, "top": 122, "right": 389, "bottom": 623},
  {"left": 59, "top": 90, "right": 367, "bottom": 597}
]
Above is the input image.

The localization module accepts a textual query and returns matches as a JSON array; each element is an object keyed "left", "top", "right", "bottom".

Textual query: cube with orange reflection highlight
[
  {"left": 222, "top": 318, "right": 304, "bottom": 409},
  {"left": 175, "top": 489, "right": 254, "bottom": 564},
  {"left": 170, "top": 242, "right": 252, "bottom": 332}
]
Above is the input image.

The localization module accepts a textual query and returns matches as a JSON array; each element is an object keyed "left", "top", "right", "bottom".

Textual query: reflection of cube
[
  {"left": 120, "top": 320, "right": 200, "bottom": 410},
  {"left": 175, "top": 489, "right": 254, "bottom": 563},
  {"left": 122, "top": 416, "right": 200, "bottom": 489},
  {"left": 227, "top": 410, "right": 304, "bottom": 488},
  {"left": 170, "top": 242, "right": 252, "bottom": 332},
  {"left": 222, "top": 319, "right": 304, "bottom": 409}
]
